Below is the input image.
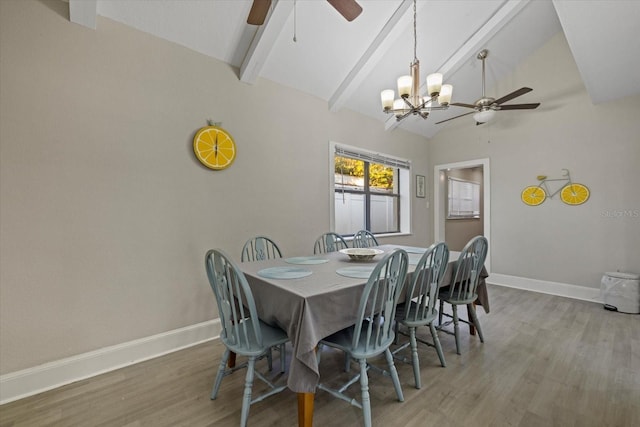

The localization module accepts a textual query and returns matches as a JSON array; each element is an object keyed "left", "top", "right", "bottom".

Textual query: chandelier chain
[{"left": 413, "top": 0, "right": 417, "bottom": 62}]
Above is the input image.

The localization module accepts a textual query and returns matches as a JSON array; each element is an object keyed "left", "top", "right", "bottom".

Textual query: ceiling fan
[
  {"left": 436, "top": 49, "right": 540, "bottom": 125},
  {"left": 247, "top": 0, "right": 363, "bottom": 25}
]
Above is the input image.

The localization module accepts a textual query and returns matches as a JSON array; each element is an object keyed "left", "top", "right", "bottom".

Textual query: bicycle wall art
[{"left": 521, "top": 169, "right": 590, "bottom": 206}]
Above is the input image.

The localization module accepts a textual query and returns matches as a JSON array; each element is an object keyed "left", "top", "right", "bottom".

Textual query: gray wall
[
  {"left": 0, "top": 0, "right": 431, "bottom": 374},
  {"left": 428, "top": 32, "right": 640, "bottom": 289}
]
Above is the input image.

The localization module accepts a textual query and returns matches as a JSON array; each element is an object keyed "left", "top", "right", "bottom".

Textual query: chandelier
[{"left": 380, "top": 0, "right": 453, "bottom": 121}]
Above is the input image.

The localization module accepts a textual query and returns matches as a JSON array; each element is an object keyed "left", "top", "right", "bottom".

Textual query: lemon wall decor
[
  {"left": 521, "top": 169, "right": 589, "bottom": 206},
  {"left": 193, "top": 123, "right": 236, "bottom": 170}
]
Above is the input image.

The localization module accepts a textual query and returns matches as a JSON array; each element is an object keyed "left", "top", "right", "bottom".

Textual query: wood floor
[{"left": 2, "top": 285, "right": 639, "bottom": 427}]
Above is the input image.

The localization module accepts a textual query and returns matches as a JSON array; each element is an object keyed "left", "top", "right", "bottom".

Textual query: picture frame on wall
[{"left": 416, "top": 175, "right": 426, "bottom": 198}]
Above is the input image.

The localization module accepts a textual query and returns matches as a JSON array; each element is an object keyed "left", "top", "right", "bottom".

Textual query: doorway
[{"left": 433, "top": 158, "right": 491, "bottom": 272}]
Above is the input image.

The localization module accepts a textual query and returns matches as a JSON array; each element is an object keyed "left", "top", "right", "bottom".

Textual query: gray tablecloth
[{"left": 239, "top": 244, "right": 489, "bottom": 393}]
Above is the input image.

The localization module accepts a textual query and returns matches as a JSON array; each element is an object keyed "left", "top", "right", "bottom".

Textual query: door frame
[{"left": 433, "top": 158, "right": 491, "bottom": 272}]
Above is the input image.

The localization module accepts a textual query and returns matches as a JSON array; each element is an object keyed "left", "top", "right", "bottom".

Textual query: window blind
[{"left": 335, "top": 146, "right": 410, "bottom": 170}]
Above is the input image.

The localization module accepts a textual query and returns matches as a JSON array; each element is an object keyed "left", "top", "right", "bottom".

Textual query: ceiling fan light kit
[
  {"left": 380, "top": 0, "right": 452, "bottom": 121},
  {"left": 473, "top": 109, "right": 496, "bottom": 124}
]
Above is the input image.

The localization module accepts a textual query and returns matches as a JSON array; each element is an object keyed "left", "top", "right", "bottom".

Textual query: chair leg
[
  {"left": 211, "top": 348, "right": 230, "bottom": 400},
  {"left": 240, "top": 357, "right": 256, "bottom": 427},
  {"left": 429, "top": 322, "right": 446, "bottom": 367},
  {"left": 438, "top": 300, "right": 444, "bottom": 326},
  {"left": 384, "top": 348, "right": 404, "bottom": 402},
  {"left": 279, "top": 343, "right": 286, "bottom": 373},
  {"left": 408, "top": 327, "right": 421, "bottom": 389},
  {"left": 266, "top": 347, "right": 273, "bottom": 371},
  {"left": 344, "top": 354, "right": 351, "bottom": 372},
  {"left": 358, "top": 359, "right": 372, "bottom": 427},
  {"left": 452, "top": 305, "right": 461, "bottom": 355},
  {"left": 468, "top": 303, "right": 484, "bottom": 343}
]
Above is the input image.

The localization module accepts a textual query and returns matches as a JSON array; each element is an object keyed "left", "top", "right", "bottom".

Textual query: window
[
  {"left": 331, "top": 143, "right": 411, "bottom": 236},
  {"left": 447, "top": 177, "right": 480, "bottom": 218}
]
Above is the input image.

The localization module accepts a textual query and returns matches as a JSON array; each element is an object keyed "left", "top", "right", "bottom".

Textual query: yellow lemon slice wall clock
[{"left": 193, "top": 126, "right": 236, "bottom": 170}]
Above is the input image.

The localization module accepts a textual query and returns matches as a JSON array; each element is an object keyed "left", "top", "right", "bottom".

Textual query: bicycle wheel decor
[
  {"left": 521, "top": 186, "right": 546, "bottom": 206},
  {"left": 560, "top": 183, "right": 590, "bottom": 205}
]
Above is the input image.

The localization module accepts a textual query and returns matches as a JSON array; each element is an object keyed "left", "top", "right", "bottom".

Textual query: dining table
[{"left": 238, "top": 244, "right": 490, "bottom": 427}]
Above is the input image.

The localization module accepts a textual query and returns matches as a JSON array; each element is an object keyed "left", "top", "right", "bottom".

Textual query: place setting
[
  {"left": 257, "top": 266, "right": 313, "bottom": 279},
  {"left": 284, "top": 256, "right": 329, "bottom": 265}
]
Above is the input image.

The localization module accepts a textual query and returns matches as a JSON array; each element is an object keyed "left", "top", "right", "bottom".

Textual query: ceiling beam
[
  {"left": 328, "top": 0, "right": 413, "bottom": 113},
  {"left": 384, "top": 0, "right": 531, "bottom": 131},
  {"left": 240, "top": 0, "right": 293, "bottom": 84},
  {"left": 69, "top": 0, "right": 97, "bottom": 30}
]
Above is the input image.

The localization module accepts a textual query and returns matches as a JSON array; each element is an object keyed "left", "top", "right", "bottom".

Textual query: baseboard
[
  {"left": 488, "top": 273, "right": 602, "bottom": 303},
  {"left": 0, "top": 276, "right": 599, "bottom": 405},
  {"left": 0, "top": 319, "right": 221, "bottom": 405}
]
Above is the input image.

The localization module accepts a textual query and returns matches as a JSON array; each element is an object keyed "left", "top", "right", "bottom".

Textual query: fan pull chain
[{"left": 293, "top": 0, "right": 297, "bottom": 42}]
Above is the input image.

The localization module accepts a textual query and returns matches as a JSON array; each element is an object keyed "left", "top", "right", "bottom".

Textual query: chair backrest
[
  {"left": 401, "top": 242, "right": 449, "bottom": 323},
  {"left": 313, "top": 232, "right": 348, "bottom": 254},
  {"left": 443, "top": 236, "right": 488, "bottom": 302},
  {"left": 205, "top": 249, "right": 264, "bottom": 353},
  {"left": 352, "top": 230, "right": 379, "bottom": 248},
  {"left": 352, "top": 249, "right": 409, "bottom": 353},
  {"left": 241, "top": 236, "right": 282, "bottom": 262}
]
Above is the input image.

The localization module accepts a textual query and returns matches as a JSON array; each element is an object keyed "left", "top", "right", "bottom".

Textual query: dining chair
[
  {"left": 316, "top": 249, "right": 409, "bottom": 427},
  {"left": 240, "top": 236, "right": 286, "bottom": 368},
  {"left": 313, "top": 232, "right": 348, "bottom": 254},
  {"left": 352, "top": 229, "right": 379, "bottom": 248},
  {"left": 205, "top": 249, "right": 289, "bottom": 427},
  {"left": 392, "top": 242, "right": 449, "bottom": 389},
  {"left": 438, "top": 235, "right": 488, "bottom": 355},
  {"left": 241, "top": 236, "right": 282, "bottom": 262}
]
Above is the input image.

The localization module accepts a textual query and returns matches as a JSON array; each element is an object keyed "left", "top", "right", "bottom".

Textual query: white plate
[
  {"left": 339, "top": 248, "right": 384, "bottom": 261},
  {"left": 285, "top": 256, "right": 329, "bottom": 265},
  {"left": 336, "top": 266, "right": 376, "bottom": 279}
]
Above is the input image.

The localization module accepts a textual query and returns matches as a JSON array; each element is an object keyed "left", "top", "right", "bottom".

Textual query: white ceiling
[{"left": 68, "top": 0, "right": 640, "bottom": 139}]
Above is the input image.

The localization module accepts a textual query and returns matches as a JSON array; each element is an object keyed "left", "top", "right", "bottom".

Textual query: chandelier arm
[
  {"left": 422, "top": 105, "right": 450, "bottom": 111},
  {"left": 395, "top": 110, "right": 414, "bottom": 121},
  {"left": 401, "top": 97, "right": 417, "bottom": 109}
]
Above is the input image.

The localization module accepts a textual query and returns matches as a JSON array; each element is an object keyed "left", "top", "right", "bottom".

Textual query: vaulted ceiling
[{"left": 68, "top": 0, "right": 640, "bottom": 139}]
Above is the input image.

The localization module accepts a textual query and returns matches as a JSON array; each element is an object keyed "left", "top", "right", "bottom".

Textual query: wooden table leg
[
  {"left": 228, "top": 351, "right": 236, "bottom": 368},
  {"left": 467, "top": 303, "right": 476, "bottom": 336},
  {"left": 297, "top": 392, "right": 315, "bottom": 427}
]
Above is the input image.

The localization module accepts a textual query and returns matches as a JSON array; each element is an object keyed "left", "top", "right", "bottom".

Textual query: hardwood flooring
[{"left": 1, "top": 285, "right": 639, "bottom": 426}]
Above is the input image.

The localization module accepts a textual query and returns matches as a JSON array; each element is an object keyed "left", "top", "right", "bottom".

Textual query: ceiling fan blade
[
  {"left": 327, "top": 0, "right": 363, "bottom": 22},
  {"left": 435, "top": 111, "right": 475, "bottom": 124},
  {"left": 498, "top": 103, "right": 541, "bottom": 110},
  {"left": 494, "top": 87, "right": 533, "bottom": 105},
  {"left": 247, "top": 0, "right": 271, "bottom": 25},
  {"left": 451, "top": 102, "right": 477, "bottom": 110}
]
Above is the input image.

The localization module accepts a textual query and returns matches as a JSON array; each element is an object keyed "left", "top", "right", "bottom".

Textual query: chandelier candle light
[{"left": 381, "top": 0, "right": 452, "bottom": 121}]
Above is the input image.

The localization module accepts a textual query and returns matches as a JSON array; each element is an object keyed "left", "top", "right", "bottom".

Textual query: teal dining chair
[
  {"left": 393, "top": 242, "right": 449, "bottom": 389},
  {"left": 316, "top": 249, "right": 409, "bottom": 427},
  {"left": 241, "top": 236, "right": 282, "bottom": 262},
  {"left": 438, "top": 235, "right": 488, "bottom": 355},
  {"left": 352, "top": 230, "right": 379, "bottom": 248},
  {"left": 205, "top": 249, "right": 289, "bottom": 427},
  {"left": 313, "top": 232, "right": 348, "bottom": 254},
  {"left": 240, "top": 236, "right": 286, "bottom": 370}
]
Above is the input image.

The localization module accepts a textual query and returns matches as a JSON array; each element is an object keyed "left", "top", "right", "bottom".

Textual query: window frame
[
  {"left": 329, "top": 142, "right": 411, "bottom": 236},
  {"left": 447, "top": 177, "right": 481, "bottom": 219}
]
